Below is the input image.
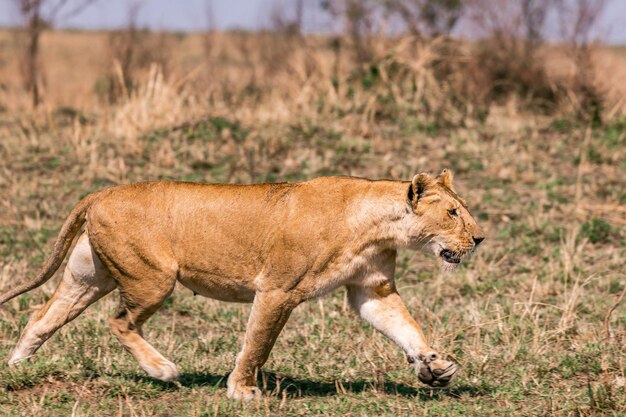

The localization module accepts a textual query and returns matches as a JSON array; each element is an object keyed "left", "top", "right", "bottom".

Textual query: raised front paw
[
  {"left": 227, "top": 374, "right": 262, "bottom": 401},
  {"left": 415, "top": 351, "right": 459, "bottom": 387}
]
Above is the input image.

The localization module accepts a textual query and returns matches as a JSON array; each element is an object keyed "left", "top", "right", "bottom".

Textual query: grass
[
  {"left": 0, "top": 29, "right": 625, "bottom": 416},
  {"left": 0, "top": 116, "right": 624, "bottom": 416}
]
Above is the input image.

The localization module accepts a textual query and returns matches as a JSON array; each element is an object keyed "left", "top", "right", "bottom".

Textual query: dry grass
[
  {"left": 0, "top": 28, "right": 624, "bottom": 416},
  {"left": 2, "top": 29, "right": 626, "bottom": 123}
]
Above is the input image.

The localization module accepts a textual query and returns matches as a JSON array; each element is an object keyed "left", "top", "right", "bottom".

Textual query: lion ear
[
  {"left": 436, "top": 169, "right": 454, "bottom": 189},
  {"left": 408, "top": 173, "right": 434, "bottom": 202}
]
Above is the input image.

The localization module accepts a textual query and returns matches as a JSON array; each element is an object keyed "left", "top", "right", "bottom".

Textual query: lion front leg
[
  {"left": 227, "top": 290, "right": 298, "bottom": 400},
  {"left": 347, "top": 277, "right": 459, "bottom": 387}
]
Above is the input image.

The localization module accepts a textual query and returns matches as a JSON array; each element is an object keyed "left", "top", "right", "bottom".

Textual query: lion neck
[{"left": 348, "top": 181, "right": 427, "bottom": 251}]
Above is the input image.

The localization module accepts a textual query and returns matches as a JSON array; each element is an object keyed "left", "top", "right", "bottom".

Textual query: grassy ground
[
  {"left": 0, "top": 113, "right": 624, "bottom": 416},
  {"left": 0, "top": 27, "right": 625, "bottom": 417}
]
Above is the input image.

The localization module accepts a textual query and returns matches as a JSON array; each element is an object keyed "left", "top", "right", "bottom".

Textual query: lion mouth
[{"left": 439, "top": 249, "right": 461, "bottom": 264}]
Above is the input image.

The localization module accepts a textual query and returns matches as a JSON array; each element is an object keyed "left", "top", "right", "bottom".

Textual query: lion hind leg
[
  {"left": 109, "top": 278, "right": 179, "bottom": 382},
  {"left": 9, "top": 234, "right": 116, "bottom": 366}
]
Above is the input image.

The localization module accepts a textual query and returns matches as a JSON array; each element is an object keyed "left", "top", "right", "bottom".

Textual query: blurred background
[
  {"left": 0, "top": 0, "right": 625, "bottom": 121},
  {"left": 0, "top": 1, "right": 624, "bottom": 415}
]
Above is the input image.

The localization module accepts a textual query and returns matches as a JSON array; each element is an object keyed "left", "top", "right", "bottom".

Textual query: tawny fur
[{"left": 1, "top": 172, "right": 484, "bottom": 400}]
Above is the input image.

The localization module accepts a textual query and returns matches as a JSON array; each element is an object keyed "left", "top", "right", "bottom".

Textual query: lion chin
[{"left": 440, "top": 258, "right": 461, "bottom": 272}]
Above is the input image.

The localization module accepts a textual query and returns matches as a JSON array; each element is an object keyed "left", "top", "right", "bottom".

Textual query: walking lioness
[{"left": 1, "top": 170, "right": 484, "bottom": 400}]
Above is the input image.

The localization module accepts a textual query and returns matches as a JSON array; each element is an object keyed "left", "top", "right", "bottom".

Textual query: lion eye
[{"left": 448, "top": 208, "right": 458, "bottom": 216}]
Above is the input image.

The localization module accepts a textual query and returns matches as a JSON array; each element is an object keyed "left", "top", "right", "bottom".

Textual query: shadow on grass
[{"left": 135, "top": 371, "right": 494, "bottom": 400}]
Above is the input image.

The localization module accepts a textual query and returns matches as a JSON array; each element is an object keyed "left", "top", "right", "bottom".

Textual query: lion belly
[{"left": 177, "top": 273, "right": 255, "bottom": 303}]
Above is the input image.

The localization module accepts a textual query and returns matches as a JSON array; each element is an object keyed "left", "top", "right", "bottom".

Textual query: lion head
[{"left": 406, "top": 169, "right": 485, "bottom": 270}]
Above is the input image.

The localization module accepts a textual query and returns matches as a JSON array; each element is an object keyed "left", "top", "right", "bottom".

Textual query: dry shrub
[
  {"left": 93, "top": 27, "right": 617, "bottom": 144},
  {"left": 566, "top": 52, "right": 604, "bottom": 124},
  {"left": 470, "top": 36, "right": 561, "bottom": 113},
  {"left": 96, "top": 30, "right": 175, "bottom": 105},
  {"left": 553, "top": 0, "right": 609, "bottom": 124},
  {"left": 95, "top": 0, "right": 177, "bottom": 106},
  {"left": 0, "top": 14, "right": 622, "bottom": 135},
  {"left": 322, "top": 0, "right": 377, "bottom": 64},
  {"left": 461, "top": 0, "right": 563, "bottom": 114},
  {"left": 340, "top": 37, "right": 483, "bottom": 126},
  {"left": 317, "top": 0, "right": 612, "bottom": 124},
  {"left": 110, "top": 64, "right": 202, "bottom": 150},
  {"left": 472, "top": 0, "right": 607, "bottom": 120}
]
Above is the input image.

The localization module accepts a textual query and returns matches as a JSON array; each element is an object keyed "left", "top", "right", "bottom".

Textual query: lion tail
[{"left": 0, "top": 192, "right": 101, "bottom": 305}]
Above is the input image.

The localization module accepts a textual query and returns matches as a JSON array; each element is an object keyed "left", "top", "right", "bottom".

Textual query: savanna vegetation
[{"left": 0, "top": 0, "right": 624, "bottom": 415}]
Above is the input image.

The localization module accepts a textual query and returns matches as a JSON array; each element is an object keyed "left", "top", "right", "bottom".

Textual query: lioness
[{"left": 1, "top": 170, "right": 483, "bottom": 400}]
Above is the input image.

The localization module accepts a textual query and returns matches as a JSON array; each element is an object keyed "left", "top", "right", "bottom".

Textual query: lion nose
[{"left": 473, "top": 236, "right": 484, "bottom": 246}]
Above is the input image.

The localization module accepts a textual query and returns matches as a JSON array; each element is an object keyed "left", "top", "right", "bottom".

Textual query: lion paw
[
  {"left": 142, "top": 358, "right": 180, "bottom": 382},
  {"left": 227, "top": 375, "right": 262, "bottom": 400},
  {"left": 415, "top": 351, "right": 459, "bottom": 387}
]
